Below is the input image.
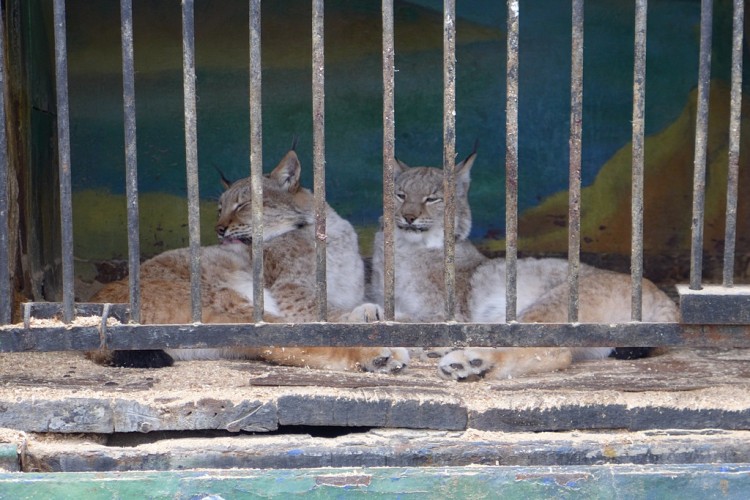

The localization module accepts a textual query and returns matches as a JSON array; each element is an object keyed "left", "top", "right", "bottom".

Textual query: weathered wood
[
  {"left": 1, "top": 463, "right": 750, "bottom": 496},
  {"left": 14, "top": 429, "right": 750, "bottom": 472},
  {"left": 678, "top": 284, "right": 750, "bottom": 324},
  {"left": 1, "top": 349, "right": 750, "bottom": 434}
]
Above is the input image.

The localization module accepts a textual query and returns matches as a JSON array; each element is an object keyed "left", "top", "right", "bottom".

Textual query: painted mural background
[{"left": 63, "top": 0, "right": 749, "bottom": 283}]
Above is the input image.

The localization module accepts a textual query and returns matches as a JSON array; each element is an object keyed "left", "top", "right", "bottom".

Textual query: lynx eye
[
  {"left": 425, "top": 195, "right": 442, "bottom": 203},
  {"left": 395, "top": 192, "right": 406, "bottom": 201}
]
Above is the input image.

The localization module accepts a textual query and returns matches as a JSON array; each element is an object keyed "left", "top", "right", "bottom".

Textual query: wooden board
[
  {"left": 2, "top": 464, "right": 750, "bottom": 497},
  {"left": 11, "top": 428, "right": 750, "bottom": 472},
  {"left": 0, "top": 348, "right": 749, "bottom": 435}
]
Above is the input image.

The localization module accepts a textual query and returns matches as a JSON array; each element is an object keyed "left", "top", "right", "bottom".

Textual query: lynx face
[
  {"left": 392, "top": 152, "right": 475, "bottom": 248},
  {"left": 216, "top": 150, "right": 314, "bottom": 245}
]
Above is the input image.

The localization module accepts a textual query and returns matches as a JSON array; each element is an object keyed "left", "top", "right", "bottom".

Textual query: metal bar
[
  {"left": 52, "top": 0, "right": 75, "bottom": 323},
  {"left": 249, "top": 0, "right": 264, "bottom": 321},
  {"left": 382, "top": 0, "right": 396, "bottom": 321},
  {"left": 689, "top": 0, "right": 713, "bottom": 290},
  {"left": 723, "top": 0, "right": 744, "bottom": 287},
  {"left": 567, "top": 0, "right": 584, "bottom": 322},
  {"left": 181, "top": 0, "right": 202, "bottom": 322},
  {"left": 505, "top": 0, "right": 520, "bottom": 322},
  {"left": 443, "top": 0, "right": 457, "bottom": 321},
  {"left": 120, "top": 0, "right": 141, "bottom": 323},
  {"left": 630, "top": 0, "right": 648, "bottom": 321},
  {"left": 0, "top": 2, "right": 11, "bottom": 324},
  {"left": 312, "top": 0, "right": 327, "bottom": 321},
  {"left": 4, "top": 314, "right": 750, "bottom": 351}
]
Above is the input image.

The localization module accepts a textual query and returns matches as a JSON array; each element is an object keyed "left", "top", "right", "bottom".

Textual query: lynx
[
  {"left": 89, "top": 147, "right": 408, "bottom": 373},
  {"left": 369, "top": 152, "right": 678, "bottom": 381}
]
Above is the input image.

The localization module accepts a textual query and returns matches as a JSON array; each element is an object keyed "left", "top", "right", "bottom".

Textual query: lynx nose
[
  {"left": 215, "top": 223, "right": 227, "bottom": 237},
  {"left": 403, "top": 214, "right": 417, "bottom": 224}
]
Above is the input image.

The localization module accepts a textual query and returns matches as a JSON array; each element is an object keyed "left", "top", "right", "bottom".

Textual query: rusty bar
[
  {"left": 443, "top": 0, "right": 457, "bottom": 320},
  {"left": 249, "top": 0, "right": 264, "bottom": 320},
  {"left": 382, "top": 0, "right": 396, "bottom": 321},
  {"left": 182, "top": 0, "right": 202, "bottom": 322},
  {"left": 723, "top": 0, "right": 744, "bottom": 287},
  {"left": 567, "top": 0, "right": 584, "bottom": 322},
  {"left": 120, "top": 0, "right": 141, "bottom": 323},
  {"left": 630, "top": 0, "right": 648, "bottom": 321},
  {"left": 53, "top": 0, "right": 75, "bottom": 323},
  {"left": 0, "top": 2, "right": 11, "bottom": 324},
  {"left": 312, "top": 0, "right": 327, "bottom": 321},
  {"left": 4, "top": 313, "right": 750, "bottom": 350},
  {"left": 689, "top": 0, "right": 713, "bottom": 290},
  {"left": 505, "top": 0, "right": 520, "bottom": 322}
]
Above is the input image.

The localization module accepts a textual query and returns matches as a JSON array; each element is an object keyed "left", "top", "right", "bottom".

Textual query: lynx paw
[
  {"left": 419, "top": 347, "right": 455, "bottom": 361},
  {"left": 346, "top": 303, "right": 384, "bottom": 322},
  {"left": 360, "top": 347, "right": 410, "bottom": 374},
  {"left": 437, "top": 349, "right": 493, "bottom": 382}
]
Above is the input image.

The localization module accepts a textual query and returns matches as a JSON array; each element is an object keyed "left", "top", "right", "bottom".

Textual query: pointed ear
[
  {"left": 214, "top": 165, "right": 233, "bottom": 190},
  {"left": 393, "top": 157, "right": 410, "bottom": 178},
  {"left": 455, "top": 150, "right": 476, "bottom": 195},
  {"left": 269, "top": 150, "right": 301, "bottom": 192}
]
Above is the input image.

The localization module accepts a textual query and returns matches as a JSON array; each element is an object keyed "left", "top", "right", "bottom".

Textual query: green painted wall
[{"left": 24, "top": 0, "right": 748, "bottom": 282}]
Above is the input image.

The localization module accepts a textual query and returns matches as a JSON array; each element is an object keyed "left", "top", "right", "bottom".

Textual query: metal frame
[{"left": 1, "top": 1, "right": 749, "bottom": 355}]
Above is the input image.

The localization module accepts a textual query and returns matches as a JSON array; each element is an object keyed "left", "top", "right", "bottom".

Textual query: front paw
[
  {"left": 437, "top": 349, "right": 493, "bottom": 382},
  {"left": 361, "top": 347, "right": 409, "bottom": 374},
  {"left": 346, "top": 303, "right": 383, "bottom": 322}
]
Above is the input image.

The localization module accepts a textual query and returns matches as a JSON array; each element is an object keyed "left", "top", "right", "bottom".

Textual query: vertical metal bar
[
  {"left": 312, "top": 0, "right": 327, "bottom": 321},
  {"left": 630, "top": 0, "right": 648, "bottom": 321},
  {"left": 249, "top": 0, "right": 264, "bottom": 320},
  {"left": 182, "top": 0, "right": 202, "bottom": 322},
  {"left": 120, "top": 0, "right": 141, "bottom": 323},
  {"left": 0, "top": 2, "right": 11, "bottom": 324},
  {"left": 382, "top": 0, "right": 396, "bottom": 321},
  {"left": 567, "top": 0, "right": 584, "bottom": 322},
  {"left": 723, "top": 0, "right": 744, "bottom": 287},
  {"left": 53, "top": 0, "right": 75, "bottom": 323},
  {"left": 443, "top": 0, "right": 457, "bottom": 321},
  {"left": 505, "top": 0, "right": 520, "bottom": 322},
  {"left": 689, "top": 0, "right": 713, "bottom": 290}
]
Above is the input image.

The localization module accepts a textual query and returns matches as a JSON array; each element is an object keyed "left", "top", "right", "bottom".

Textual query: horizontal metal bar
[{"left": 4, "top": 310, "right": 750, "bottom": 352}]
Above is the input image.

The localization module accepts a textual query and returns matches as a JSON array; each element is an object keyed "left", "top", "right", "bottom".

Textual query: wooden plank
[
  {"left": 1, "top": 464, "right": 750, "bottom": 497},
  {"left": 15, "top": 429, "right": 750, "bottom": 471},
  {"left": 678, "top": 284, "right": 750, "bottom": 324},
  {"left": 0, "top": 349, "right": 750, "bottom": 433}
]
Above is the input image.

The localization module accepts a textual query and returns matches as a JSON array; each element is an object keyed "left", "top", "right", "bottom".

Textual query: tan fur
[
  {"left": 89, "top": 149, "right": 408, "bottom": 373},
  {"left": 369, "top": 153, "right": 678, "bottom": 381}
]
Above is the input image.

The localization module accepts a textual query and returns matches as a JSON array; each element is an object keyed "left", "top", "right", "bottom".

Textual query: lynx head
[
  {"left": 391, "top": 150, "right": 476, "bottom": 248},
  {"left": 216, "top": 149, "right": 314, "bottom": 245}
]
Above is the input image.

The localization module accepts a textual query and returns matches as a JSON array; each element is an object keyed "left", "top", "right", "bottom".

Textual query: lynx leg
[{"left": 438, "top": 347, "right": 574, "bottom": 381}]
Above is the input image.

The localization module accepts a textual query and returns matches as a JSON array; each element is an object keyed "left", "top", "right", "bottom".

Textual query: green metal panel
[{"left": 0, "top": 465, "right": 748, "bottom": 499}]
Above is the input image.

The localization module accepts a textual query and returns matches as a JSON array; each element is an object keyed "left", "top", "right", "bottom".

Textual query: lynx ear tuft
[
  {"left": 290, "top": 135, "right": 299, "bottom": 151},
  {"left": 214, "top": 164, "right": 234, "bottom": 190}
]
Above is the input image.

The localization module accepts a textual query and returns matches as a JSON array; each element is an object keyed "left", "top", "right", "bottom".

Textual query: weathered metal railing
[{"left": 1, "top": 0, "right": 749, "bottom": 352}]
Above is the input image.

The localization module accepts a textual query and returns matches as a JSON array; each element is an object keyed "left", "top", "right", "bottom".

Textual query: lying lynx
[
  {"left": 89, "top": 147, "right": 408, "bottom": 373},
  {"left": 369, "top": 152, "right": 678, "bottom": 380}
]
